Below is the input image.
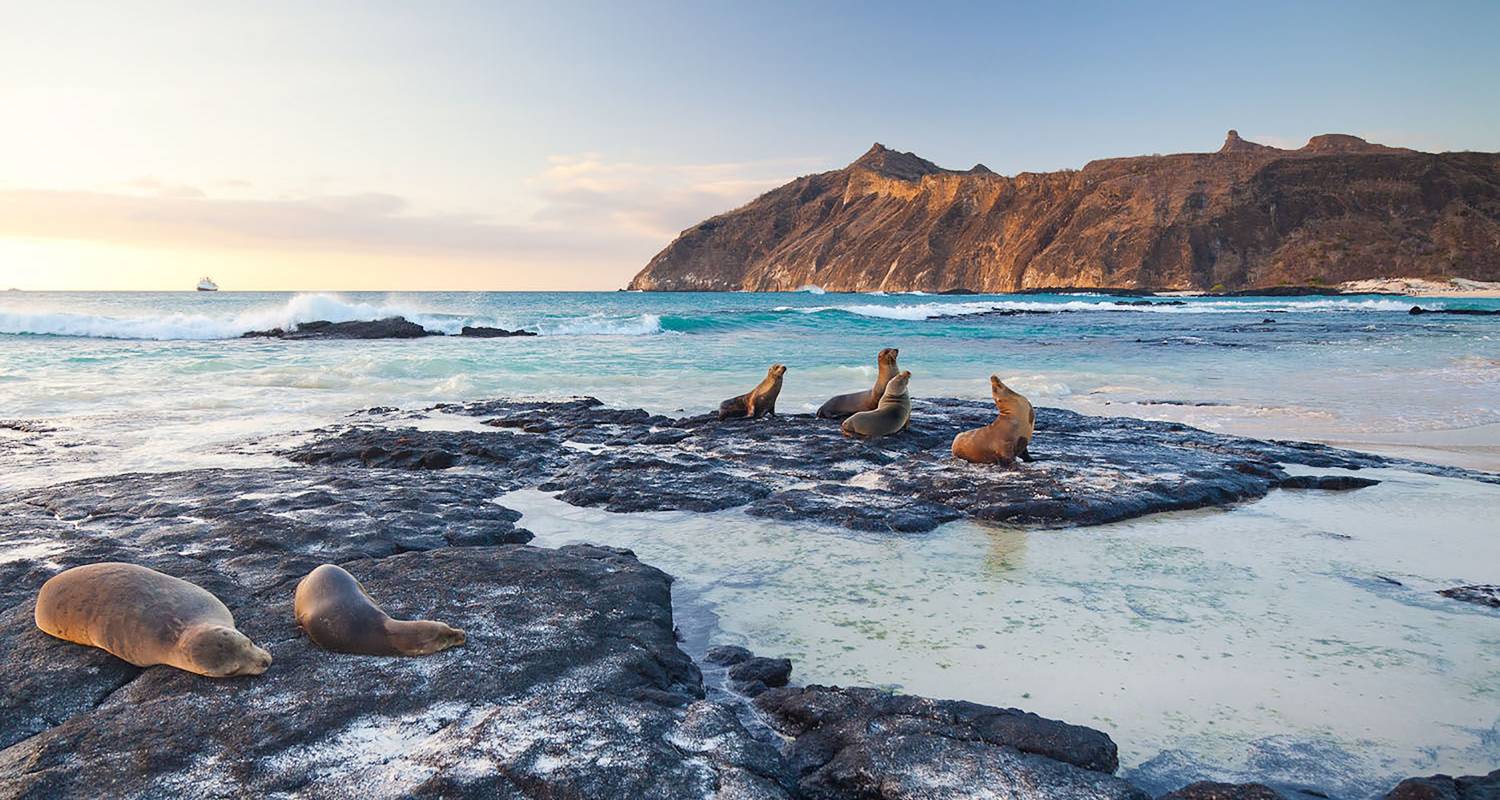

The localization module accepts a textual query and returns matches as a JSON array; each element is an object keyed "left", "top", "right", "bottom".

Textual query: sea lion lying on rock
[
  {"left": 952, "top": 375, "right": 1035, "bottom": 465},
  {"left": 818, "top": 347, "right": 900, "bottom": 418},
  {"left": 34, "top": 562, "right": 271, "bottom": 677},
  {"left": 841, "top": 370, "right": 912, "bottom": 439},
  {"left": 294, "top": 563, "right": 465, "bottom": 656},
  {"left": 718, "top": 364, "right": 786, "bottom": 420}
]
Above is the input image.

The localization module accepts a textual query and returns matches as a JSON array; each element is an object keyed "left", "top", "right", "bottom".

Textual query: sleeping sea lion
[
  {"left": 817, "top": 347, "right": 900, "bottom": 419},
  {"left": 841, "top": 370, "right": 912, "bottom": 439},
  {"left": 718, "top": 364, "right": 786, "bottom": 420},
  {"left": 951, "top": 375, "right": 1035, "bottom": 465},
  {"left": 34, "top": 562, "right": 272, "bottom": 677},
  {"left": 294, "top": 563, "right": 465, "bottom": 656}
]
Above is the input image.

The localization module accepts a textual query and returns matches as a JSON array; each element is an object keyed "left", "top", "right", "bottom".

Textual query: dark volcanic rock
[
  {"left": 282, "top": 397, "right": 1495, "bottom": 534},
  {"left": 1409, "top": 306, "right": 1500, "bottom": 316},
  {"left": 728, "top": 657, "right": 792, "bottom": 692},
  {"left": 1275, "top": 475, "right": 1381, "bottom": 490},
  {"left": 282, "top": 426, "right": 563, "bottom": 482},
  {"left": 1160, "top": 782, "right": 1287, "bottom": 799},
  {"left": 754, "top": 684, "right": 1147, "bottom": 799},
  {"left": 705, "top": 645, "right": 754, "bottom": 666},
  {"left": 1384, "top": 769, "right": 1500, "bottom": 799},
  {"left": 1438, "top": 585, "right": 1500, "bottom": 609},
  {"left": 242, "top": 316, "right": 435, "bottom": 339},
  {"left": 460, "top": 325, "right": 537, "bottom": 337},
  {"left": 628, "top": 134, "right": 1500, "bottom": 293},
  {"left": 0, "top": 471, "right": 794, "bottom": 798}
]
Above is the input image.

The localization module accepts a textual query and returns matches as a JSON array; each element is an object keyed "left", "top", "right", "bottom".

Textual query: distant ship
[{"left": 196, "top": 277, "right": 219, "bottom": 292}]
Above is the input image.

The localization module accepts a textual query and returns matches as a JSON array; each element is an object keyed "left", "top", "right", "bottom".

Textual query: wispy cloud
[
  {"left": 529, "top": 154, "right": 820, "bottom": 240},
  {"left": 0, "top": 155, "right": 818, "bottom": 270}
]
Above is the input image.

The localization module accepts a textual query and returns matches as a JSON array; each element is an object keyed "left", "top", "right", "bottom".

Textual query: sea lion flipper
[{"left": 1017, "top": 438, "right": 1034, "bottom": 462}]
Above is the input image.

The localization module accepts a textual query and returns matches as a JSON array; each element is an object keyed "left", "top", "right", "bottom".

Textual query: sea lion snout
[{"left": 184, "top": 624, "right": 272, "bottom": 677}]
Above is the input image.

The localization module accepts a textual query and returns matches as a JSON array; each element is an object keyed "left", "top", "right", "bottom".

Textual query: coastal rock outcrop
[
  {"left": 1383, "top": 769, "right": 1500, "bottom": 799},
  {"left": 460, "top": 325, "right": 537, "bottom": 337},
  {"left": 628, "top": 133, "right": 1500, "bottom": 293},
  {"left": 753, "top": 683, "right": 1146, "bottom": 799},
  {"left": 281, "top": 397, "right": 1497, "bottom": 534},
  {"left": 0, "top": 471, "right": 794, "bottom": 798},
  {"left": 243, "top": 316, "right": 435, "bottom": 340}
]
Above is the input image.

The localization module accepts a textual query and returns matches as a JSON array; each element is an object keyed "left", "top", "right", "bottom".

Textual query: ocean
[{"left": 3, "top": 289, "right": 1499, "bottom": 796}]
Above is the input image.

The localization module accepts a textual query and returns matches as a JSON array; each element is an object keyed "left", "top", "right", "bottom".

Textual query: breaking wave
[
  {"left": 0, "top": 294, "right": 668, "bottom": 340},
  {"left": 773, "top": 297, "right": 1424, "bottom": 320}
]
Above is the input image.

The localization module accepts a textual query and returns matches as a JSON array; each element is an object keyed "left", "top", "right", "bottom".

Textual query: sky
[{"left": 1, "top": 0, "right": 1497, "bottom": 291}]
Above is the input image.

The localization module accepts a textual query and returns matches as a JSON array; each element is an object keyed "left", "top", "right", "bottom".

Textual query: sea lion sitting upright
[
  {"left": 34, "top": 562, "right": 272, "bottom": 677},
  {"left": 817, "top": 347, "right": 900, "bottom": 419},
  {"left": 952, "top": 375, "right": 1035, "bottom": 465},
  {"left": 841, "top": 370, "right": 912, "bottom": 439},
  {"left": 718, "top": 364, "right": 786, "bottom": 420},
  {"left": 294, "top": 564, "right": 465, "bottom": 656}
]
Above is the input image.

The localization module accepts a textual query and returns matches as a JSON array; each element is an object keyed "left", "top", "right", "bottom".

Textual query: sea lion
[
  {"left": 34, "top": 562, "right": 272, "bottom": 677},
  {"left": 841, "top": 370, "right": 912, "bottom": 439},
  {"left": 951, "top": 375, "right": 1035, "bottom": 465},
  {"left": 718, "top": 364, "right": 786, "bottom": 420},
  {"left": 294, "top": 564, "right": 465, "bottom": 656},
  {"left": 817, "top": 347, "right": 900, "bottom": 419}
]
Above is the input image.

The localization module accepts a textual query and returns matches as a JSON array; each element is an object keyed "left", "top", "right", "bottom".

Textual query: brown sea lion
[
  {"left": 817, "top": 347, "right": 900, "bottom": 419},
  {"left": 294, "top": 564, "right": 465, "bottom": 656},
  {"left": 718, "top": 364, "right": 786, "bottom": 420},
  {"left": 34, "top": 562, "right": 272, "bottom": 677},
  {"left": 841, "top": 370, "right": 912, "bottom": 439},
  {"left": 951, "top": 375, "right": 1035, "bottom": 465}
]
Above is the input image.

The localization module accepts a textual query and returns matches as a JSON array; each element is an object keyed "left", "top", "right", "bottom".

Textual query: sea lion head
[
  {"left": 990, "top": 374, "right": 1010, "bottom": 402},
  {"left": 885, "top": 370, "right": 912, "bottom": 397},
  {"left": 397, "top": 621, "right": 467, "bottom": 656},
  {"left": 181, "top": 623, "right": 272, "bottom": 677},
  {"left": 878, "top": 348, "right": 899, "bottom": 367},
  {"left": 769, "top": 363, "right": 787, "bottom": 378}
]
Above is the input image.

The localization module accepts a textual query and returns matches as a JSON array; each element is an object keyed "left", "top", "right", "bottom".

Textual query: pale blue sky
[{"left": 1, "top": 0, "right": 1496, "bottom": 289}]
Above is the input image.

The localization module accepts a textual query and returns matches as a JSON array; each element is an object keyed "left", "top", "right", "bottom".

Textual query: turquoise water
[
  {"left": 3, "top": 290, "right": 1499, "bottom": 796},
  {"left": 2, "top": 290, "right": 1498, "bottom": 486}
]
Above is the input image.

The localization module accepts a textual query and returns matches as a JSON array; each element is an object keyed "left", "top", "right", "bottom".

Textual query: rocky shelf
[
  {"left": 2, "top": 467, "right": 1493, "bottom": 798},
  {"left": 282, "top": 396, "right": 1497, "bottom": 533}
]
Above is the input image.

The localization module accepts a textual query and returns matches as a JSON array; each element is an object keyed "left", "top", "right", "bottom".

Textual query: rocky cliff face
[{"left": 628, "top": 132, "right": 1500, "bottom": 292}]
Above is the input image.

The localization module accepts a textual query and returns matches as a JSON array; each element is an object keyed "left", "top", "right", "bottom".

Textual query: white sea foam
[
  {"left": 0, "top": 293, "right": 456, "bottom": 340},
  {"left": 531, "top": 314, "right": 664, "bottom": 337},
  {"left": 774, "top": 297, "right": 1421, "bottom": 320},
  {"left": 797, "top": 285, "right": 827, "bottom": 294},
  {"left": 0, "top": 293, "right": 668, "bottom": 340}
]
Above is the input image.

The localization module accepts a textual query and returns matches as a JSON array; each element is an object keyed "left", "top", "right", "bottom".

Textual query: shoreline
[{"left": 3, "top": 399, "right": 1497, "bottom": 797}]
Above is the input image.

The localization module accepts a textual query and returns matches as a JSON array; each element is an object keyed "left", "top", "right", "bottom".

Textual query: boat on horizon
[{"left": 196, "top": 277, "right": 219, "bottom": 292}]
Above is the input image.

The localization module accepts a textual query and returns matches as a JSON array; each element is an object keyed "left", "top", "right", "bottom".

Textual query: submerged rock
[
  {"left": 1438, "top": 585, "right": 1500, "bottom": 609},
  {"left": 284, "top": 397, "right": 1494, "bottom": 534},
  {"left": 1159, "top": 782, "right": 1288, "bottom": 799},
  {"left": 754, "top": 683, "right": 1146, "bottom": 799}
]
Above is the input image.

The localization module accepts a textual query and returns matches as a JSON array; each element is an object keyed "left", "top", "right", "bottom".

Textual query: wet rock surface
[
  {"left": 0, "top": 470, "right": 794, "bottom": 799},
  {"left": 460, "top": 325, "right": 537, "bottom": 337},
  {"left": 1438, "top": 585, "right": 1500, "bottom": 609},
  {"left": 753, "top": 683, "right": 1147, "bottom": 799},
  {"left": 283, "top": 396, "right": 1496, "bottom": 533},
  {"left": 0, "top": 457, "right": 1494, "bottom": 797},
  {"left": 1159, "top": 782, "right": 1288, "bottom": 799},
  {"left": 1383, "top": 769, "right": 1500, "bottom": 799}
]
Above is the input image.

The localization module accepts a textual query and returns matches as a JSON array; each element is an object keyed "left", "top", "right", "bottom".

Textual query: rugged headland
[{"left": 628, "top": 132, "right": 1500, "bottom": 293}]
